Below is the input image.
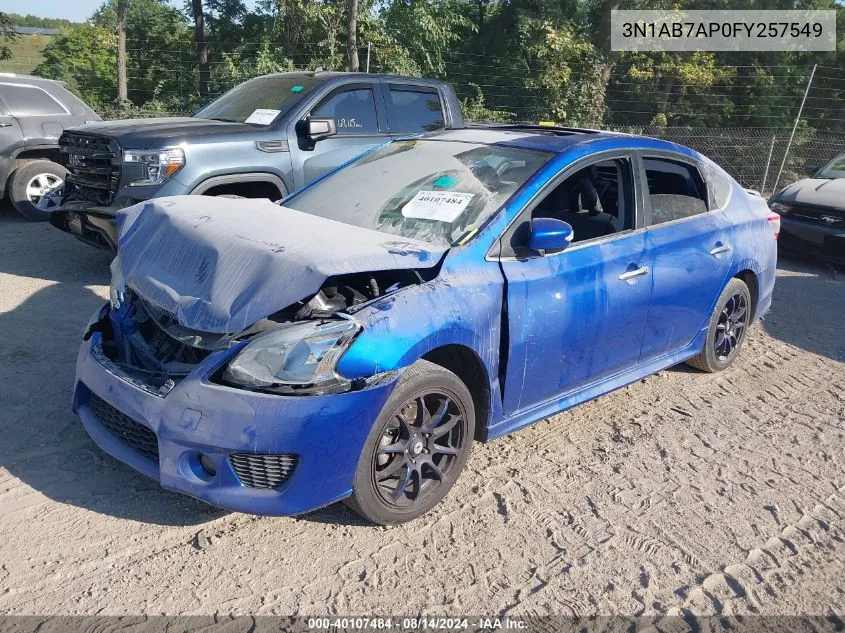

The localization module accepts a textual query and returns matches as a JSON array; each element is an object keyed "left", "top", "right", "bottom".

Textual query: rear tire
[
  {"left": 345, "top": 360, "right": 475, "bottom": 525},
  {"left": 9, "top": 159, "right": 68, "bottom": 221},
  {"left": 686, "top": 277, "right": 751, "bottom": 373}
]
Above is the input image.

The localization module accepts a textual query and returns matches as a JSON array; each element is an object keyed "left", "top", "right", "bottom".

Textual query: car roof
[
  {"left": 0, "top": 73, "right": 65, "bottom": 87},
  {"left": 422, "top": 126, "right": 621, "bottom": 153},
  {"left": 422, "top": 125, "right": 705, "bottom": 159}
]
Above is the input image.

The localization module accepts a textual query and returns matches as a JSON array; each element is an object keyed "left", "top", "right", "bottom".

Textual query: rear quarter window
[
  {"left": 702, "top": 163, "right": 733, "bottom": 210},
  {"left": 0, "top": 83, "right": 67, "bottom": 116}
]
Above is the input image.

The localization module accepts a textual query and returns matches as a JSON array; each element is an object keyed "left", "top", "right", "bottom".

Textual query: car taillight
[{"left": 767, "top": 212, "right": 780, "bottom": 240}]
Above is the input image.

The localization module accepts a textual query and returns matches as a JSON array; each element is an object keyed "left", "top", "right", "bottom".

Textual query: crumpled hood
[
  {"left": 116, "top": 196, "right": 446, "bottom": 333},
  {"left": 775, "top": 177, "right": 845, "bottom": 210}
]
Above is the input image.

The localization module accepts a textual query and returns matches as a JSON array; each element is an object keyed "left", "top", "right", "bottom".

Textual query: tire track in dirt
[{"left": 667, "top": 485, "right": 845, "bottom": 616}]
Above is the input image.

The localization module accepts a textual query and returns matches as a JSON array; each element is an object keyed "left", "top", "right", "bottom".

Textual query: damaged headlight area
[
  {"left": 86, "top": 291, "right": 216, "bottom": 393},
  {"left": 222, "top": 320, "right": 360, "bottom": 395},
  {"left": 124, "top": 148, "right": 185, "bottom": 186}
]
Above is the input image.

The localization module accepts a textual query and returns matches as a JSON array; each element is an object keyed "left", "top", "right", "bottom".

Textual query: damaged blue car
[{"left": 73, "top": 126, "right": 779, "bottom": 524}]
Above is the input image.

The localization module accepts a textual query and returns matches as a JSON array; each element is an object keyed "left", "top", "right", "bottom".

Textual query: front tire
[
  {"left": 686, "top": 277, "right": 751, "bottom": 373},
  {"left": 9, "top": 159, "right": 68, "bottom": 221},
  {"left": 346, "top": 360, "right": 475, "bottom": 525}
]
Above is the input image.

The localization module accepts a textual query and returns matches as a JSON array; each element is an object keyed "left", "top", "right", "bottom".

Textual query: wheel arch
[
  {"left": 729, "top": 255, "right": 762, "bottom": 320},
  {"left": 12, "top": 146, "right": 64, "bottom": 165},
  {"left": 189, "top": 173, "right": 288, "bottom": 199},
  {"left": 733, "top": 268, "right": 759, "bottom": 321},
  {"left": 421, "top": 344, "right": 491, "bottom": 441}
]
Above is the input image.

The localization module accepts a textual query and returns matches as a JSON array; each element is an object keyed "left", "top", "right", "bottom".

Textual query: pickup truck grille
[{"left": 60, "top": 132, "right": 122, "bottom": 205}]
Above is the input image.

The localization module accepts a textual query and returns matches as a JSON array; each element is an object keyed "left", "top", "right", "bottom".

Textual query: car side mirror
[
  {"left": 528, "top": 218, "right": 574, "bottom": 254},
  {"left": 805, "top": 164, "right": 820, "bottom": 177},
  {"left": 301, "top": 116, "right": 336, "bottom": 143}
]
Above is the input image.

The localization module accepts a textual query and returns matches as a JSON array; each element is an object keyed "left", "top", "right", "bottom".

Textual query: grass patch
[{"left": 0, "top": 35, "right": 53, "bottom": 75}]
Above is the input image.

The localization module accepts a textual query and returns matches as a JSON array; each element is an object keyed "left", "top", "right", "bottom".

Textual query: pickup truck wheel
[
  {"left": 9, "top": 160, "right": 68, "bottom": 221},
  {"left": 345, "top": 360, "right": 475, "bottom": 525}
]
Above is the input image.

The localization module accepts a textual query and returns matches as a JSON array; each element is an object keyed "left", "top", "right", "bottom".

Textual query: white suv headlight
[
  {"left": 124, "top": 148, "right": 185, "bottom": 186},
  {"left": 223, "top": 320, "right": 360, "bottom": 395}
]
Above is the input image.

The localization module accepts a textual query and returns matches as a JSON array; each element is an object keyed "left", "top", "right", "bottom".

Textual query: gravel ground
[{"left": 0, "top": 204, "right": 843, "bottom": 617}]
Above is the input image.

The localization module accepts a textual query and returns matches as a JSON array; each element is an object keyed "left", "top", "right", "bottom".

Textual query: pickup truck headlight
[
  {"left": 223, "top": 320, "right": 360, "bottom": 395},
  {"left": 124, "top": 148, "right": 185, "bottom": 186},
  {"left": 769, "top": 202, "right": 792, "bottom": 215}
]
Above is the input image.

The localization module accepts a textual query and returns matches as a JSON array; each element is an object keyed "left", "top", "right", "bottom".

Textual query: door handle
[
  {"left": 709, "top": 244, "right": 732, "bottom": 256},
  {"left": 0, "top": 123, "right": 12, "bottom": 127},
  {"left": 618, "top": 266, "right": 649, "bottom": 281}
]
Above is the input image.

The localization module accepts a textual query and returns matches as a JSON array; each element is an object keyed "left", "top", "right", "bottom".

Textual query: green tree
[
  {"left": 35, "top": 24, "right": 117, "bottom": 108},
  {"left": 0, "top": 12, "right": 18, "bottom": 61}
]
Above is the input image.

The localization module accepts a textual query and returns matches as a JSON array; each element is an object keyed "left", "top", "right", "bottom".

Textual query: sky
[{"left": 5, "top": 0, "right": 260, "bottom": 23}]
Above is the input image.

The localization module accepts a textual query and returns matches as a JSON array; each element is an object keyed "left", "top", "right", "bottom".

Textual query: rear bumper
[
  {"left": 779, "top": 217, "right": 845, "bottom": 263},
  {"left": 74, "top": 327, "right": 398, "bottom": 515},
  {"left": 50, "top": 202, "right": 119, "bottom": 252}
]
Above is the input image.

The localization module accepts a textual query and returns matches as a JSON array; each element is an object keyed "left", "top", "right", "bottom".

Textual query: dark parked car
[
  {"left": 769, "top": 153, "right": 845, "bottom": 263},
  {"left": 50, "top": 71, "right": 464, "bottom": 251},
  {"left": 73, "top": 127, "right": 778, "bottom": 524},
  {"left": 0, "top": 74, "right": 100, "bottom": 220}
]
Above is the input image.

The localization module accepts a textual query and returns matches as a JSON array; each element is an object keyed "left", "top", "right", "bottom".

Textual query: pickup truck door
[{"left": 288, "top": 82, "right": 390, "bottom": 190}]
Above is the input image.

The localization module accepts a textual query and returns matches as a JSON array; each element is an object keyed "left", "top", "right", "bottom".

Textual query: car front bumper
[
  {"left": 73, "top": 323, "right": 398, "bottom": 515},
  {"left": 779, "top": 216, "right": 845, "bottom": 263}
]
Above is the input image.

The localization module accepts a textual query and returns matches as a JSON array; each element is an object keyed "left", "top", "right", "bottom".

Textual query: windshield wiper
[{"left": 206, "top": 117, "right": 240, "bottom": 123}]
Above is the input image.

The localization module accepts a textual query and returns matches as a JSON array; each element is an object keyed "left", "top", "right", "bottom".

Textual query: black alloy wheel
[
  {"left": 714, "top": 291, "right": 748, "bottom": 361},
  {"left": 686, "top": 277, "right": 752, "bottom": 373},
  {"left": 372, "top": 392, "right": 465, "bottom": 507},
  {"left": 346, "top": 360, "right": 475, "bottom": 524}
]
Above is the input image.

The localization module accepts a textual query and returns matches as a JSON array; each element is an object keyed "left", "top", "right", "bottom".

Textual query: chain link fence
[{"left": 604, "top": 126, "right": 845, "bottom": 194}]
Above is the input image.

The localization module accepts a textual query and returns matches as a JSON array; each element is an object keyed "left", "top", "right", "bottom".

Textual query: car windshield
[
  {"left": 816, "top": 154, "right": 845, "bottom": 179},
  {"left": 284, "top": 139, "right": 553, "bottom": 247},
  {"left": 194, "top": 75, "right": 319, "bottom": 124}
]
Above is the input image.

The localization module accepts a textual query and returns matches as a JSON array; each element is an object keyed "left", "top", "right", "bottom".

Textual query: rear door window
[
  {"left": 386, "top": 86, "right": 445, "bottom": 134},
  {"left": 311, "top": 87, "right": 379, "bottom": 135},
  {"left": 0, "top": 83, "right": 67, "bottom": 116},
  {"left": 643, "top": 157, "right": 709, "bottom": 225}
]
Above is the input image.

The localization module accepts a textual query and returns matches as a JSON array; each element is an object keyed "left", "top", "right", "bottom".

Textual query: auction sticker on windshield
[
  {"left": 245, "top": 109, "right": 281, "bottom": 125},
  {"left": 402, "top": 191, "right": 474, "bottom": 223}
]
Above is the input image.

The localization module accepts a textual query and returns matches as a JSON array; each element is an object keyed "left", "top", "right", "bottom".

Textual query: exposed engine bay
[
  {"left": 284, "top": 268, "right": 434, "bottom": 320},
  {"left": 88, "top": 267, "right": 437, "bottom": 394}
]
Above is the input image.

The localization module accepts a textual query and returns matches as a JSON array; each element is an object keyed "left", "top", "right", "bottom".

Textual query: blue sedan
[{"left": 73, "top": 126, "right": 779, "bottom": 524}]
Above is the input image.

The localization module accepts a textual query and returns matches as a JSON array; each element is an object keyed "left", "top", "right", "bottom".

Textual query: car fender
[{"left": 340, "top": 283, "right": 500, "bottom": 377}]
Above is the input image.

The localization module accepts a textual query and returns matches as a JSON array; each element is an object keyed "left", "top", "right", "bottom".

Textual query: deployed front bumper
[
  {"left": 51, "top": 202, "right": 120, "bottom": 252},
  {"left": 73, "top": 326, "right": 398, "bottom": 515}
]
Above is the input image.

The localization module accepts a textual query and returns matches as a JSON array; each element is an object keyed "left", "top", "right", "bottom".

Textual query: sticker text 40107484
[{"left": 401, "top": 191, "right": 475, "bottom": 223}]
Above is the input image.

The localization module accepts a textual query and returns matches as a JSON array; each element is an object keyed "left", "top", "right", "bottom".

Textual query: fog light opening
[{"left": 199, "top": 453, "right": 217, "bottom": 477}]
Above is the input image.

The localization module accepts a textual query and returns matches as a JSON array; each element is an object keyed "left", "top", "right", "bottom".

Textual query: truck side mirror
[{"left": 299, "top": 117, "right": 336, "bottom": 143}]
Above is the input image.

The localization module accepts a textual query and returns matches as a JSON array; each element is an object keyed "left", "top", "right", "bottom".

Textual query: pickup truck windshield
[
  {"left": 284, "top": 139, "right": 553, "bottom": 247},
  {"left": 817, "top": 153, "right": 845, "bottom": 179},
  {"left": 194, "top": 75, "right": 319, "bottom": 124}
]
